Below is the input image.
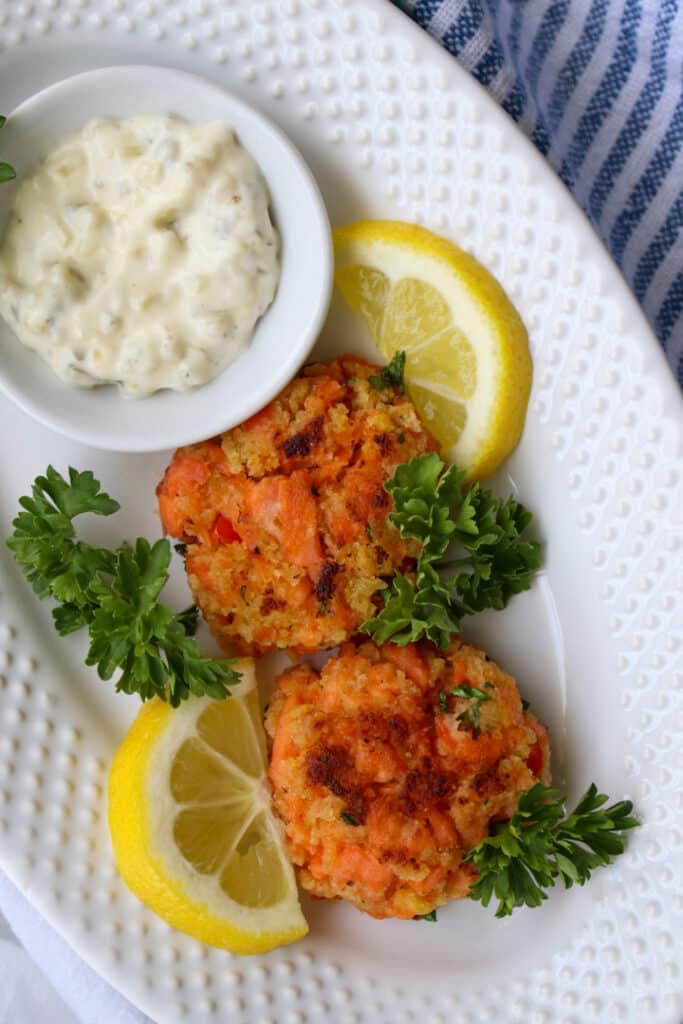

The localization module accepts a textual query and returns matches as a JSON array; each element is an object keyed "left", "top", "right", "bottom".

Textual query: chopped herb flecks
[{"left": 451, "top": 684, "right": 492, "bottom": 739}]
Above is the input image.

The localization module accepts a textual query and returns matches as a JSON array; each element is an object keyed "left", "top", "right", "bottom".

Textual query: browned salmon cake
[
  {"left": 265, "top": 638, "right": 550, "bottom": 920},
  {"left": 157, "top": 356, "right": 437, "bottom": 655}
]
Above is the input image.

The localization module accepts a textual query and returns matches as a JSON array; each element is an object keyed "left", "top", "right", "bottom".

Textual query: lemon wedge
[
  {"left": 108, "top": 660, "right": 307, "bottom": 954},
  {"left": 333, "top": 220, "right": 532, "bottom": 479}
]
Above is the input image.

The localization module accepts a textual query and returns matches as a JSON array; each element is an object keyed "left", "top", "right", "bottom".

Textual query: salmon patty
[
  {"left": 157, "top": 356, "right": 437, "bottom": 655},
  {"left": 266, "top": 639, "right": 550, "bottom": 919}
]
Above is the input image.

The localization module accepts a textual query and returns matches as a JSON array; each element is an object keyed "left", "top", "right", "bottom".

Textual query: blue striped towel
[{"left": 395, "top": 0, "right": 683, "bottom": 386}]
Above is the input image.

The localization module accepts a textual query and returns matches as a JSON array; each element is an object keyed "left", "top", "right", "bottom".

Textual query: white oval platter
[{"left": 0, "top": 2, "right": 681, "bottom": 1024}]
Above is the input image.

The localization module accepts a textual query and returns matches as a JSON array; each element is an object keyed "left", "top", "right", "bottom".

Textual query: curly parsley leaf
[
  {"left": 0, "top": 114, "right": 16, "bottom": 182},
  {"left": 465, "top": 782, "right": 639, "bottom": 917},
  {"left": 364, "top": 564, "right": 461, "bottom": 648},
  {"left": 7, "top": 466, "right": 118, "bottom": 601},
  {"left": 7, "top": 467, "right": 240, "bottom": 706},
  {"left": 369, "top": 350, "right": 406, "bottom": 394},
  {"left": 449, "top": 484, "right": 541, "bottom": 615},
  {"left": 361, "top": 453, "right": 541, "bottom": 646},
  {"left": 385, "top": 452, "right": 466, "bottom": 560}
]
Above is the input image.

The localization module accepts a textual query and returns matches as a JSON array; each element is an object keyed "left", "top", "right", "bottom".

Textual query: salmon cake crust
[
  {"left": 157, "top": 356, "right": 437, "bottom": 655},
  {"left": 266, "top": 639, "right": 550, "bottom": 920}
]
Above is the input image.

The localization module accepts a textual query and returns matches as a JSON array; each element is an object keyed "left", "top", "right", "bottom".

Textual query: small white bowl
[{"left": 0, "top": 66, "right": 332, "bottom": 452}]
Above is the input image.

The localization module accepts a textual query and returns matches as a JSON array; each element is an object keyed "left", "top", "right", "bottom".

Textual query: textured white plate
[{"left": 0, "top": 2, "right": 681, "bottom": 1024}]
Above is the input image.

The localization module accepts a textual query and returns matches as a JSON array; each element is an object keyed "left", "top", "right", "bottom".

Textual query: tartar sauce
[{"left": 0, "top": 115, "right": 280, "bottom": 397}]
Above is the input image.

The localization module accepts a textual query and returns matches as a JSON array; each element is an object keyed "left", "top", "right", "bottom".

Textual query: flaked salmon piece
[
  {"left": 241, "top": 472, "right": 323, "bottom": 576},
  {"left": 381, "top": 643, "right": 431, "bottom": 690},
  {"left": 156, "top": 450, "right": 211, "bottom": 539}
]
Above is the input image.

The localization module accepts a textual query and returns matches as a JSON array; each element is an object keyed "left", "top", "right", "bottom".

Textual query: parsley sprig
[
  {"left": 369, "top": 351, "right": 406, "bottom": 394},
  {"left": 0, "top": 115, "right": 16, "bottom": 183},
  {"left": 362, "top": 453, "right": 541, "bottom": 647},
  {"left": 7, "top": 466, "right": 239, "bottom": 706},
  {"left": 465, "top": 782, "right": 639, "bottom": 917}
]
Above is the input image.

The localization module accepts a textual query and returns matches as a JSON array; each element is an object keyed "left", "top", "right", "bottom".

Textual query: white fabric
[
  {"left": 0, "top": 939, "right": 76, "bottom": 1024},
  {"left": 0, "top": 875, "right": 149, "bottom": 1024}
]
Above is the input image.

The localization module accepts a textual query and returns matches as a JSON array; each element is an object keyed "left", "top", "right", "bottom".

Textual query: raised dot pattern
[{"left": 0, "top": 1, "right": 681, "bottom": 1023}]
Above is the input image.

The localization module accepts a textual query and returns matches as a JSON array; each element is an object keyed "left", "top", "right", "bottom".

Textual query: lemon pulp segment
[{"left": 334, "top": 220, "right": 532, "bottom": 479}]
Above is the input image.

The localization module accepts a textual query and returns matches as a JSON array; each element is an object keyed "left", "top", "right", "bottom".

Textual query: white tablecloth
[{"left": 0, "top": 875, "right": 148, "bottom": 1024}]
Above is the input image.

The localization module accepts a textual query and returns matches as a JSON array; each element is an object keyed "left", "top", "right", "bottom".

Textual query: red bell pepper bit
[
  {"left": 525, "top": 740, "right": 543, "bottom": 777},
  {"left": 213, "top": 514, "right": 241, "bottom": 545}
]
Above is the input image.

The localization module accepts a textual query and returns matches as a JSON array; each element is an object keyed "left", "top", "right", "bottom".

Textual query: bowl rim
[{"left": 0, "top": 64, "right": 333, "bottom": 452}]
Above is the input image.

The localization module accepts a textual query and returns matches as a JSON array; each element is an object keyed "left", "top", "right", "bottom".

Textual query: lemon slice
[
  {"left": 333, "top": 220, "right": 532, "bottom": 479},
  {"left": 108, "top": 660, "right": 307, "bottom": 954}
]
